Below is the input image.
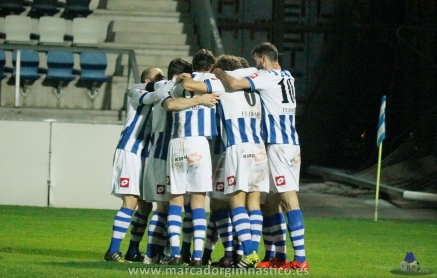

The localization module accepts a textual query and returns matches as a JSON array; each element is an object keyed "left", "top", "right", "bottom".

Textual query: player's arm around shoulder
[
  {"left": 126, "top": 83, "right": 147, "bottom": 97},
  {"left": 163, "top": 93, "right": 220, "bottom": 111},
  {"left": 212, "top": 68, "right": 251, "bottom": 92}
]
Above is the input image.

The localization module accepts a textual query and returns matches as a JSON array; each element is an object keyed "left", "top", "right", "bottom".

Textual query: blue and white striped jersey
[
  {"left": 116, "top": 84, "right": 153, "bottom": 157},
  {"left": 168, "top": 72, "right": 218, "bottom": 138},
  {"left": 245, "top": 69, "right": 300, "bottom": 145},
  {"left": 206, "top": 68, "right": 262, "bottom": 147},
  {"left": 148, "top": 79, "right": 176, "bottom": 160}
]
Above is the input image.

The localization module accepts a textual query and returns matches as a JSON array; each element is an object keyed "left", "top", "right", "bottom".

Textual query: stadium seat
[
  {"left": 0, "top": 50, "right": 7, "bottom": 80},
  {"left": 72, "top": 17, "right": 100, "bottom": 46},
  {"left": 12, "top": 49, "right": 41, "bottom": 96},
  {"left": 79, "top": 52, "right": 109, "bottom": 99},
  {"left": 61, "top": 0, "right": 92, "bottom": 19},
  {"left": 0, "top": 0, "right": 26, "bottom": 17},
  {"left": 38, "top": 16, "right": 71, "bottom": 45},
  {"left": 28, "top": 0, "right": 60, "bottom": 18},
  {"left": 46, "top": 50, "right": 75, "bottom": 96},
  {"left": 4, "top": 15, "right": 35, "bottom": 44}
]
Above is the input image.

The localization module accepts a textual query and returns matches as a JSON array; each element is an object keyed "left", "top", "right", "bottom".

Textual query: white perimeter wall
[
  {"left": 0, "top": 120, "right": 123, "bottom": 210},
  {"left": 0, "top": 120, "right": 210, "bottom": 211}
]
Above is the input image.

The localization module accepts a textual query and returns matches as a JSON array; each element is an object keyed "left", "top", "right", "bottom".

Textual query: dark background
[{"left": 213, "top": 0, "right": 437, "bottom": 178}]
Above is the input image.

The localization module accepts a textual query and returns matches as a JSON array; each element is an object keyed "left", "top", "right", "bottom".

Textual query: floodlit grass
[{"left": 0, "top": 205, "right": 436, "bottom": 277}]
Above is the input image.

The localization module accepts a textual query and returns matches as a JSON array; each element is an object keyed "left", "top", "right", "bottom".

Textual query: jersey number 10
[{"left": 278, "top": 78, "right": 295, "bottom": 104}]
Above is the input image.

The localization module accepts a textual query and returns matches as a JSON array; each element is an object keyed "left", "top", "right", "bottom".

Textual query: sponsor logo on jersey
[
  {"left": 216, "top": 182, "right": 224, "bottom": 192},
  {"left": 282, "top": 107, "right": 296, "bottom": 114},
  {"left": 227, "top": 176, "right": 236, "bottom": 186},
  {"left": 189, "top": 104, "right": 202, "bottom": 110},
  {"left": 241, "top": 111, "right": 261, "bottom": 118},
  {"left": 255, "top": 150, "right": 267, "bottom": 163},
  {"left": 275, "top": 176, "right": 286, "bottom": 186},
  {"left": 242, "top": 153, "right": 255, "bottom": 159},
  {"left": 249, "top": 73, "right": 259, "bottom": 79},
  {"left": 120, "top": 178, "right": 130, "bottom": 188},
  {"left": 166, "top": 176, "right": 170, "bottom": 185},
  {"left": 188, "top": 152, "right": 203, "bottom": 164},
  {"left": 157, "top": 184, "right": 165, "bottom": 194},
  {"left": 290, "top": 153, "right": 301, "bottom": 165}
]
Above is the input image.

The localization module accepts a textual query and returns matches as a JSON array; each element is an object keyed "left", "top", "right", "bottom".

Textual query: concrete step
[
  {"left": 93, "top": 9, "right": 190, "bottom": 23},
  {"left": 106, "top": 0, "right": 190, "bottom": 13},
  {"left": 120, "top": 54, "right": 193, "bottom": 67},
  {"left": 110, "top": 20, "right": 194, "bottom": 35},
  {"left": 113, "top": 32, "right": 196, "bottom": 45},
  {"left": 101, "top": 42, "right": 197, "bottom": 52}
]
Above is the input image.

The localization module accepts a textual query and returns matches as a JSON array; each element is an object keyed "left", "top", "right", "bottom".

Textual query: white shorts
[
  {"left": 224, "top": 143, "right": 269, "bottom": 195},
  {"left": 111, "top": 148, "right": 143, "bottom": 198},
  {"left": 167, "top": 137, "right": 213, "bottom": 195},
  {"left": 267, "top": 144, "right": 301, "bottom": 193},
  {"left": 209, "top": 152, "right": 229, "bottom": 202},
  {"left": 143, "top": 153, "right": 170, "bottom": 202}
]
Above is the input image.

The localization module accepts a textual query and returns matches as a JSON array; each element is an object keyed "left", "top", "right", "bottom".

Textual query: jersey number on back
[
  {"left": 244, "top": 89, "right": 257, "bottom": 107},
  {"left": 278, "top": 78, "right": 295, "bottom": 103}
]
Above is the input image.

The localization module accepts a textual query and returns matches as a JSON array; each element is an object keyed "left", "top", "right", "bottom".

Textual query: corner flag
[
  {"left": 375, "top": 95, "right": 386, "bottom": 221},
  {"left": 377, "top": 95, "right": 386, "bottom": 147}
]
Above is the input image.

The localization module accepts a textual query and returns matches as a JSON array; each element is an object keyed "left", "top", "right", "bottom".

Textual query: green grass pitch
[{"left": 0, "top": 205, "right": 435, "bottom": 277}]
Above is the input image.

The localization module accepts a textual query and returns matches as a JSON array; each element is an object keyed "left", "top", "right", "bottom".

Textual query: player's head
[
  {"left": 167, "top": 58, "right": 193, "bottom": 78},
  {"left": 214, "top": 55, "right": 243, "bottom": 71},
  {"left": 251, "top": 42, "right": 278, "bottom": 69},
  {"left": 238, "top": 57, "right": 250, "bottom": 68},
  {"left": 141, "top": 67, "right": 165, "bottom": 83},
  {"left": 192, "top": 49, "right": 215, "bottom": 72}
]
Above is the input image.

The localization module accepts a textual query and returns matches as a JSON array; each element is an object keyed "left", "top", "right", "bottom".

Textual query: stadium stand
[
  {"left": 38, "top": 16, "right": 71, "bottom": 45},
  {"left": 0, "top": 50, "right": 7, "bottom": 79},
  {"left": 0, "top": 0, "right": 26, "bottom": 17},
  {"left": 46, "top": 50, "right": 75, "bottom": 97},
  {"left": 12, "top": 49, "right": 41, "bottom": 95},
  {"left": 61, "top": 0, "right": 92, "bottom": 19},
  {"left": 79, "top": 51, "right": 108, "bottom": 99},
  {"left": 28, "top": 0, "right": 60, "bottom": 18},
  {"left": 72, "top": 17, "right": 101, "bottom": 46},
  {"left": 4, "top": 15, "right": 35, "bottom": 44}
]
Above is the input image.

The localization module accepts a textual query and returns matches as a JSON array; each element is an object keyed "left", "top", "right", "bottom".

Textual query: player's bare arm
[
  {"left": 163, "top": 93, "right": 220, "bottom": 111},
  {"left": 212, "top": 68, "right": 251, "bottom": 91}
]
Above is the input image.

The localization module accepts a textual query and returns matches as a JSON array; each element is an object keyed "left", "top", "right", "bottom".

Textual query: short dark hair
[
  {"left": 214, "top": 55, "right": 243, "bottom": 71},
  {"left": 238, "top": 57, "right": 250, "bottom": 68},
  {"left": 167, "top": 58, "right": 193, "bottom": 78},
  {"left": 192, "top": 49, "right": 215, "bottom": 72},
  {"left": 251, "top": 42, "right": 278, "bottom": 62}
]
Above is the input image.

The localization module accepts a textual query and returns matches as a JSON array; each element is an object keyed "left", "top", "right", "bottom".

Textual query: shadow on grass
[{"left": 0, "top": 246, "right": 100, "bottom": 259}]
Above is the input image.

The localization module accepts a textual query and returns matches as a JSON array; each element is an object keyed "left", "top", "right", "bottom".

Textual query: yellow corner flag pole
[
  {"left": 375, "top": 95, "right": 386, "bottom": 221},
  {"left": 375, "top": 142, "right": 383, "bottom": 221}
]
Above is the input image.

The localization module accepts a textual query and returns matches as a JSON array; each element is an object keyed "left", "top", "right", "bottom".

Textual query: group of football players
[{"left": 103, "top": 42, "right": 308, "bottom": 271}]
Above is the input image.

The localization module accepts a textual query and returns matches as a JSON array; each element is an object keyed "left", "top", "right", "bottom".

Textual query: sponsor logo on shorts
[
  {"left": 174, "top": 155, "right": 188, "bottom": 162},
  {"left": 120, "top": 178, "right": 130, "bottom": 188},
  {"left": 188, "top": 152, "right": 203, "bottom": 164},
  {"left": 249, "top": 73, "right": 259, "bottom": 79},
  {"left": 275, "top": 176, "right": 286, "bottom": 186},
  {"left": 227, "top": 176, "right": 236, "bottom": 186},
  {"left": 242, "top": 153, "right": 255, "bottom": 159},
  {"left": 157, "top": 184, "right": 165, "bottom": 194},
  {"left": 216, "top": 182, "right": 224, "bottom": 192},
  {"left": 255, "top": 150, "right": 267, "bottom": 163},
  {"left": 166, "top": 176, "right": 170, "bottom": 185}
]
